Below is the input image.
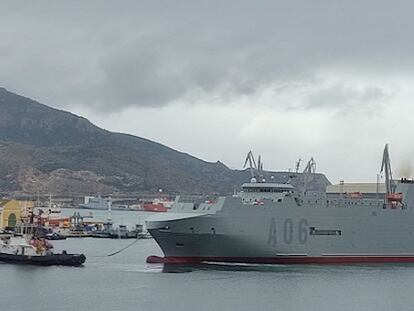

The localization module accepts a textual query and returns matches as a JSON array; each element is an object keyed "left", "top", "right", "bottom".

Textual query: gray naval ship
[{"left": 146, "top": 145, "right": 414, "bottom": 264}]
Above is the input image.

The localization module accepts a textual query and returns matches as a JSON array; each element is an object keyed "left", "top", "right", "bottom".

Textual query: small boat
[
  {"left": 143, "top": 203, "right": 169, "bottom": 212},
  {"left": 45, "top": 232, "right": 67, "bottom": 240},
  {"left": 0, "top": 251, "right": 86, "bottom": 266},
  {"left": 143, "top": 197, "right": 174, "bottom": 212},
  {"left": 0, "top": 225, "right": 86, "bottom": 267}
]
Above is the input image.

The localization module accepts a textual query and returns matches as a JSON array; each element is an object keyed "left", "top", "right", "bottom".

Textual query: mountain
[{"left": 0, "top": 87, "right": 330, "bottom": 196}]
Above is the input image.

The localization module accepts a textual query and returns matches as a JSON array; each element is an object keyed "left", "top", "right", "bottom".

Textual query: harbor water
[{"left": 1, "top": 210, "right": 414, "bottom": 311}]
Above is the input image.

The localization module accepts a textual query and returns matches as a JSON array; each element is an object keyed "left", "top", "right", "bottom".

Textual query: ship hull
[
  {"left": 146, "top": 197, "right": 414, "bottom": 265},
  {"left": 0, "top": 252, "right": 86, "bottom": 266},
  {"left": 147, "top": 255, "right": 414, "bottom": 264}
]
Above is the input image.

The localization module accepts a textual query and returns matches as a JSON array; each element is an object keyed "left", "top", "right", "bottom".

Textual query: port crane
[
  {"left": 380, "top": 144, "right": 395, "bottom": 195},
  {"left": 244, "top": 151, "right": 264, "bottom": 180},
  {"left": 295, "top": 158, "right": 302, "bottom": 173},
  {"left": 380, "top": 144, "right": 403, "bottom": 206},
  {"left": 301, "top": 157, "right": 316, "bottom": 195}
]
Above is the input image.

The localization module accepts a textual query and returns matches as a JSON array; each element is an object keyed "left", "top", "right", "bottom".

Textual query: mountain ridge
[{"left": 0, "top": 87, "right": 330, "bottom": 195}]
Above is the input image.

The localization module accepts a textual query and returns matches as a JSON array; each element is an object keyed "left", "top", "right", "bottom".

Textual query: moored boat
[
  {"left": 143, "top": 196, "right": 174, "bottom": 212},
  {"left": 143, "top": 203, "right": 169, "bottom": 212},
  {"left": 79, "top": 195, "right": 136, "bottom": 211},
  {"left": 45, "top": 232, "right": 67, "bottom": 240},
  {"left": 0, "top": 225, "right": 86, "bottom": 267}
]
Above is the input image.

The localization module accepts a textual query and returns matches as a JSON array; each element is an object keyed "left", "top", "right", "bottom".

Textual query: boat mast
[
  {"left": 48, "top": 193, "right": 52, "bottom": 210},
  {"left": 107, "top": 196, "right": 113, "bottom": 224}
]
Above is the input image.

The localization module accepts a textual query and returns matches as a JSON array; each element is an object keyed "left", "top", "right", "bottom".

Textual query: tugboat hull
[{"left": 0, "top": 252, "right": 86, "bottom": 267}]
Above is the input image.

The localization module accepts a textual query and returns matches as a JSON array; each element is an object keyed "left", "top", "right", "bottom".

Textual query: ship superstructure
[{"left": 146, "top": 146, "right": 414, "bottom": 264}]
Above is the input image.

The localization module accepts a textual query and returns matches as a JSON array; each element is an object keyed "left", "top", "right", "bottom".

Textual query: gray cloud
[
  {"left": 0, "top": 0, "right": 413, "bottom": 112},
  {"left": 305, "top": 85, "right": 390, "bottom": 113}
]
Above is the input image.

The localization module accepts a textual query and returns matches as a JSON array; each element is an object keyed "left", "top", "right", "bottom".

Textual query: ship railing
[
  {"left": 326, "top": 198, "right": 385, "bottom": 208},
  {"left": 14, "top": 223, "right": 36, "bottom": 236},
  {"left": 175, "top": 195, "right": 219, "bottom": 205}
]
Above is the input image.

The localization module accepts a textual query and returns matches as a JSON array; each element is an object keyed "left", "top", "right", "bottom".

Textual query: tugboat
[{"left": 0, "top": 225, "right": 86, "bottom": 267}]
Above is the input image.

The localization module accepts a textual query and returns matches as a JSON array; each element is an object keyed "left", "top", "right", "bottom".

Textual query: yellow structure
[{"left": 0, "top": 200, "right": 33, "bottom": 229}]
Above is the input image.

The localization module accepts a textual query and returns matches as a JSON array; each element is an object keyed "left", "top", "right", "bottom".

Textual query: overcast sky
[{"left": 1, "top": 0, "right": 414, "bottom": 183}]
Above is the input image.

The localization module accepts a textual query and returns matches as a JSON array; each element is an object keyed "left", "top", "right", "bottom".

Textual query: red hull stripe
[{"left": 146, "top": 255, "right": 414, "bottom": 265}]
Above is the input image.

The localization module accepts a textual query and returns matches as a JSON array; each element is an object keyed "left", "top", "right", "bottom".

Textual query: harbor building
[{"left": 0, "top": 200, "right": 33, "bottom": 229}]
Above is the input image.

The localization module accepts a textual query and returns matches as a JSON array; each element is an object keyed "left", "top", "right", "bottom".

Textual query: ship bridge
[
  {"left": 241, "top": 182, "right": 294, "bottom": 193},
  {"left": 239, "top": 182, "right": 295, "bottom": 204}
]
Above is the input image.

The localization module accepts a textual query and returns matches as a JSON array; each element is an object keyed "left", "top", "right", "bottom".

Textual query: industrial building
[
  {"left": 0, "top": 200, "right": 33, "bottom": 229},
  {"left": 326, "top": 182, "right": 386, "bottom": 199}
]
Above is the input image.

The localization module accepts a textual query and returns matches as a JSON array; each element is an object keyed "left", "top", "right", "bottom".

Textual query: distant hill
[{"left": 0, "top": 87, "right": 330, "bottom": 196}]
